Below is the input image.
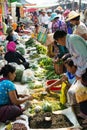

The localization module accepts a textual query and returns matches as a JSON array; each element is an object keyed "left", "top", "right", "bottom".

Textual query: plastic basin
[{"left": 46, "top": 79, "right": 61, "bottom": 91}]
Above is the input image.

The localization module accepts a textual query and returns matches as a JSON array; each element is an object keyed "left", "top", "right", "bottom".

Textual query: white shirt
[
  {"left": 40, "top": 14, "right": 49, "bottom": 25},
  {"left": 73, "top": 22, "right": 87, "bottom": 35}
]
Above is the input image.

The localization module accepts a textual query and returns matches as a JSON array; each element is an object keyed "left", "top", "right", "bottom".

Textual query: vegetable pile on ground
[{"left": 16, "top": 38, "right": 65, "bottom": 115}]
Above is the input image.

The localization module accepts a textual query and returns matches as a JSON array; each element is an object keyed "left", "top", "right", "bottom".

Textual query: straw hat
[
  {"left": 50, "top": 13, "right": 59, "bottom": 21},
  {"left": 66, "top": 11, "right": 80, "bottom": 21}
]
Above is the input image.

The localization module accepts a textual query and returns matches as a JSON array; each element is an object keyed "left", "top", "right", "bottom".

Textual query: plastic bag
[
  {"left": 37, "top": 26, "right": 47, "bottom": 44},
  {"left": 45, "top": 33, "right": 54, "bottom": 46}
]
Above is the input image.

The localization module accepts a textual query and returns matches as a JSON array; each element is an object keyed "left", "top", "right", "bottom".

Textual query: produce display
[
  {"left": 13, "top": 38, "right": 67, "bottom": 121},
  {"left": 15, "top": 38, "right": 66, "bottom": 116},
  {"left": 25, "top": 38, "right": 35, "bottom": 48},
  {"left": 27, "top": 88, "right": 66, "bottom": 114}
]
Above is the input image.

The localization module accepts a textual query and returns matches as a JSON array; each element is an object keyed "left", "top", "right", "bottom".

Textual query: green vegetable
[
  {"left": 14, "top": 69, "right": 23, "bottom": 82},
  {"left": 42, "top": 101, "right": 52, "bottom": 112},
  {"left": 38, "top": 57, "right": 53, "bottom": 67},
  {"left": 25, "top": 38, "right": 35, "bottom": 48},
  {"left": 35, "top": 44, "right": 47, "bottom": 54},
  {"left": 17, "top": 47, "right": 25, "bottom": 55},
  {"left": 28, "top": 81, "right": 43, "bottom": 89}
]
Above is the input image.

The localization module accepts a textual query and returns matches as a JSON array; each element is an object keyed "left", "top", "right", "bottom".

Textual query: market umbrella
[
  {"left": 17, "top": 0, "right": 28, "bottom": 5},
  {"left": 8, "top": 0, "right": 28, "bottom": 4},
  {"left": 8, "top": 0, "right": 17, "bottom": 2},
  {"left": 16, "top": 2, "right": 22, "bottom": 7}
]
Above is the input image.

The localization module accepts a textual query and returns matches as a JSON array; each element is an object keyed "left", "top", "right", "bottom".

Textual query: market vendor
[
  {"left": 0, "top": 64, "right": 33, "bottom": 122},
  {"left": 6, "top": 27, "right": 20, "bottom": 44},
  {"left": 4, "top": 41, "right": 29, "bottom": 69}
]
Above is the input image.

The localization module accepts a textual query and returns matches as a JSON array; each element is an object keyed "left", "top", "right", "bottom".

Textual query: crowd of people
[{"left": 0, "top": 6, "right": 87, "bottom": 124}]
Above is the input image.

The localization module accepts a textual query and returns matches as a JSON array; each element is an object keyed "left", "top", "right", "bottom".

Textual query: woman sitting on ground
[
  {"left": 4, "top": 41, "right": 29, "bottom": 69},
  {"left": 0, "top": 64, "right": 33, "bottom": 122}
]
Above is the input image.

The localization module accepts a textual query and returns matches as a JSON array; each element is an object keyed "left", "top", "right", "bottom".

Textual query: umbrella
[
  {"left": 16, "top": 2, "right": 22, "bottom": 7},
  {"left": 17, "top": 0, "right": 28, "bottom": 5},
  {"left": 8, "top": 0, "right": 17, "bottom": 2},
  {"left": 8, "top": 0, "right": 28, "bottom": 4}
]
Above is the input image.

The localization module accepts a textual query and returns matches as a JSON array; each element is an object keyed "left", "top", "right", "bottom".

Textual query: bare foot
[
  {"left": 77, "top": 112, "right": 87, "bottom": 119},
  {"left": 82, "top": 118, "right": 87, "bottom": 124}
]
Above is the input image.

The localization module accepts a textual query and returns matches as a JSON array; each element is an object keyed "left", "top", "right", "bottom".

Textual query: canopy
[
  {"left": 8, "top": 0, "right": 28, "bottom": 4},
  {"left": 25, "top": 3, "right": 59, "bottom": 9},
  {"left": 8, "top": 0, "right": 17, "bottom": 2}
]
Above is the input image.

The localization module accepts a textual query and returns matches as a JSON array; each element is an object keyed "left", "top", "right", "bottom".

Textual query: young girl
[
  {"left": 0, "top": 64, "right": 33, "bottom": 122},
  {"left": 46, "top": 58, "right": 76, "bottom": 92}
]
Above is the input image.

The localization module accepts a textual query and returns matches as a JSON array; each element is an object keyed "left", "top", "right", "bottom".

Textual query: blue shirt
[
  {"left": 66, "top": 72, "right": 76, "bottom": 84},
  {"left": 0, "top": 80, "right": 16, "bottom": 105}
]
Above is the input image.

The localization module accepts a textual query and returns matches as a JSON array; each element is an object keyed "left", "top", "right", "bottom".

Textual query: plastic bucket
[{"left": 46, "top": 79, "right": 61, "bottom": 92}]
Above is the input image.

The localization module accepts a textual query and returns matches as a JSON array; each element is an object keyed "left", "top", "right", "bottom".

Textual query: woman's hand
[
  {"left": 26, "top": 95, "right": 33, "bottom": 100},
  {"left": 9, "top": 91, "right": 33, "bottom": 105},
  {"left": 19, "top": 94, "right": 29, "bottom": 98}
]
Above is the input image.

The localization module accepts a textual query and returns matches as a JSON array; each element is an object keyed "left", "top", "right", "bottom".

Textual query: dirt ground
[{"left": 29, "top": 112, "right": 73, "bottom": 129}]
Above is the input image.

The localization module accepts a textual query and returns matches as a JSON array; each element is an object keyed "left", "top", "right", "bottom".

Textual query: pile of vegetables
[
  {"left": 25, "top": 38, "right": 35, "bottom": 48},
  {"left": 38, "top": 57, "right": 53, "bottom": 68},
  {"left": 35, "top": 44, "right": 47, "bottom": 54},
  {"left": 14, "top": 69, "right": 23, "bottom": 82},
  {"left": 17, "top": 46, "right": 25, "bottom": 55},
  {"left": 28, "top": 80, "right": 43, "bottom": 89}
]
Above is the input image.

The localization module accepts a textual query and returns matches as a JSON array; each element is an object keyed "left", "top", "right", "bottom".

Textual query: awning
[{"left": 25, "top": 3, "right": 59, "bottom": 9}]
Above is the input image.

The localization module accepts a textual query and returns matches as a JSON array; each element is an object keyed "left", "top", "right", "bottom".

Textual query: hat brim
[
  {"left": 50, "top": 16, "right": 59, "bottom": 21},
  {"left": 66, "top": 14, "right": 80, "bottom": 21}
]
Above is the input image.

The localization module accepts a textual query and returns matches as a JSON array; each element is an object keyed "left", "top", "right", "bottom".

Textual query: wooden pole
[{"left": 79, "top": 0, "right": 81, "bottom": 12}]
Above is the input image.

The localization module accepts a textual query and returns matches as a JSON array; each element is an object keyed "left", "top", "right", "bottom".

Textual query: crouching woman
[{"left": 0, "top": 64, "right": 33, "bottom": 122}]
